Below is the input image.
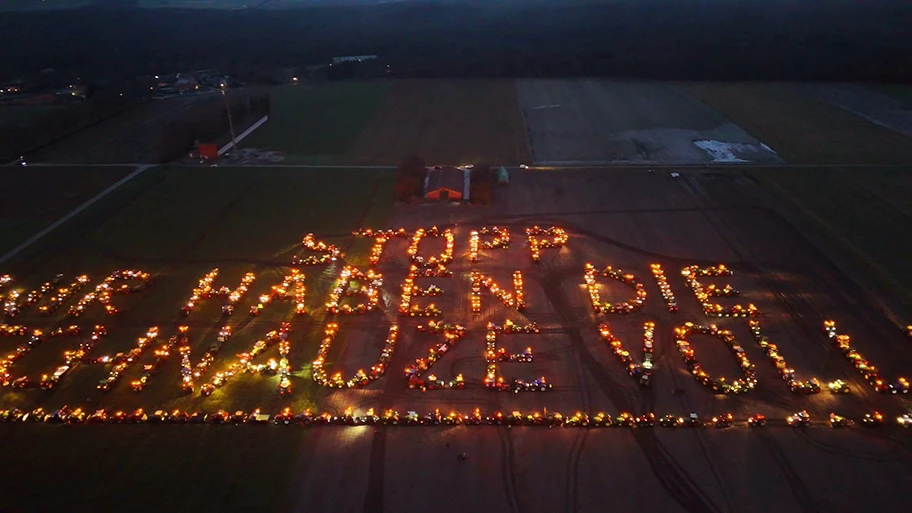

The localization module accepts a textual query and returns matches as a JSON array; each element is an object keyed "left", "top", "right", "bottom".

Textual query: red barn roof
[{"left": 426, "top": 166, "right": 466, "bottom": 198}]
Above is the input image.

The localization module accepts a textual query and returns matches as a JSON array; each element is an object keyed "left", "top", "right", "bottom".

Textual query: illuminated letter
[
  {"left": 597, "top": 321, "right": 655, "bottom": 386},
  {"left": 823, "top": 320, "right": 908, "bottom": 394},
  {"left": 483, "top": 321, "right": 550, "bottom": 392},
  {"left": 408, "top": 226, "right": 455, "bottom": 267},
  {"left": 353, "top": 228, "right": 408, "bottom": 266},
  {"left": 470, "top": 271, "right": 526, "bottom": 313},
  {"left": 326, "top": 266, "right": 382, "bottom": 315},
  {"left": 583, "top": 263, "right": 646, "bottom": 313},
  {"left": 675, "top": 322, "right": 756, "bottom": 394},
  {"left": 68, "top": 269, "right": 153, "bottom": 317},
  {"left": 649, "top": 264, "right": 678, "bottom": 312},
  {"left": 681, "top": 265, "right": 758, "bottom": 318},
  {"left": 249, "top": 269, "right": 306, "bottom": 316},
  {"left": 200, "top": 322, "right": 292, "bottom": 396},
  {"left": 180, "top": 268, "right": 255, "bottom": 317},
  {"left": 292, "top": 233, "right": 342, "bottom": 266},
  {"left": 469, "top": 226, "right": 509, "bottom": 263},
  {"left": 4, "top": 275, "right": 90, "bottom": 318},
  {"left": 525, "top": 226, "right": 567, "bottom": 262},
  {"left": 96, "top": 327, "right": 161, "bottom": 391},
  {"left": 404, "top": 322, "right": 466, "bottom": 390},
  {"left": 312, "top": 324, "right": 398, "bottom": 388},
  {"left": 748, "top": 320, "right": 820, "bottom": 393}
]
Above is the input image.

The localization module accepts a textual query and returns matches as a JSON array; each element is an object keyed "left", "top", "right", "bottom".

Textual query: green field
[
  {"left": 754, "top": 167, "right": 912, "bottom": 312},
  {"left": 874, "top": 84, "right": 912, "bottom": 109},
  {"left": 0, "top": 166, "right": 133, "bottom": 256},
  {"left": 0, "top": 165, "right": 396, "bottom": 512},
  {"left": 0, "top": 165, "right": 395, "bottom": 414},
  {"left": 685, "top": 82, "right": 912, "bottom": 165},
  {"left": 242, "top": 83, "right": 391, "bottom": 163},
  {"left": 0, "top": 105, "right": 73, "bottom": 129}
]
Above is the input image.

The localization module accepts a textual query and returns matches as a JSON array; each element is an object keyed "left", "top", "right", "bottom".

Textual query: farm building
[{"left": 425, "top": 166, "right": 469, "bottom": 200}]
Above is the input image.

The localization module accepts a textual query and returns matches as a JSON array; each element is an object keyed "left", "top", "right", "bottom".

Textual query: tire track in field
[
  {"left": 676, "top": 175, "right": 827, "bottom": 513},
  {"left": 542, "top": 271, "right": 722, "bottom": 513},
  {"left": 755, "top": 430, "right": 822, "bottom": 513}
]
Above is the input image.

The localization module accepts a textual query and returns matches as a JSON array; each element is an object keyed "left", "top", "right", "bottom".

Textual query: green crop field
[
  {"left": 242, "top": 83, "right": 391, "bottom": 163},
  {"left": 753, "top": 166, "right": 912, "bottom": 312}
]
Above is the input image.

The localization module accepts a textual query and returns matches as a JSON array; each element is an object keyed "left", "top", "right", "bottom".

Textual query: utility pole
[{"left": 221, "top": 78, "right": 238, "bottom": 153}]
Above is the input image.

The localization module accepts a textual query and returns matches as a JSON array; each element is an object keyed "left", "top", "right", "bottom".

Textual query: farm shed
[{"left": 425, "top": 166, "right": 469, "bottom": 200}]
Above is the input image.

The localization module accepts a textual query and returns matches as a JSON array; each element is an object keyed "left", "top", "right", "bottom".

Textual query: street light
[{"left": 221, "top": 78, "right": 238, "bottom": 153}]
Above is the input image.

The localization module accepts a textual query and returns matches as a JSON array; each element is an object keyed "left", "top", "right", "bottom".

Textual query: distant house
[
  {"left": 425, "top": 166, "right": 469, "bottom": 201},
  {"left": 174, "top": 76, "right": 199, "bottom": 93},
  {"left": 332, "top": 55, "right": 378, "bottom": 65}
]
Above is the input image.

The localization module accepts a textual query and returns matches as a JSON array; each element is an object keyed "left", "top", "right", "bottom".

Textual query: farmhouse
[{"left": 425, "top": 166, "right": 469, "bottom": 200}]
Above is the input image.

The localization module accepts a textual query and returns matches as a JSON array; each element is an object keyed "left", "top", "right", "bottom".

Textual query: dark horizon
[{"left": 1, "top": 0, "right": 909, "bottom": 82}]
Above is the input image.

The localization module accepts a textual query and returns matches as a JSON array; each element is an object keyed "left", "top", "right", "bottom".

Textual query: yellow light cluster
[
  {"left": 69, "top": 269, "right": 152, "bottom": 317},
  {"left": 2, "top": 325, "right": 102, "bottom": 388},
  {"left": 276, "top": 339, "right": 292, "bottom": 396},
  {"left": 681, "top": 265, "right": 758, "bottom": 318},
  {"left": 597, "top": 322, "right": 652, "bottom": 385},
  {"left": 675, "top": 322, "right": 757, "bottom": 395},
  {"left": 4, "top": 277, "right": 55, "bottom": 316},
  {"left": 353, "top": 228, "right": 409, "bottom": 266},
  {"left": 133, "top": 326, "right": 187, "bottom": 392},
  {"left": 526, "top": 226, "right": 567, "bottom": 262},
  {"left": 292, "top": 233, "right": 342, "bottom": 265},
  {"left": 407, "top": 226, "right": 455, "bottom": 268},
  {"left": 182, "top": 268, "right": 219, "bottom": 315},
  {"left": 749, "top": 320, "right": 819, "bottom": 394},
  {"left": 406, "top": 323, "right": 466, "bottom": 390},
  {"left": 470, "top": 271, "right": 526, "bottom": 313},
  {"left": 483, "top": 322, "right": 539, "bottom": 391},
  {"left": 97, "top": 327, "right": 160, "bottom": 391},
  {"left": 180, "top": 325, "right": 231, "bottom": 392},
  {"left": 201, "top": 323, "right": 291, "bottom": 396},
  {"left": 326, "top": 266, "right": 383, "bottom": 315},
  {"left": 583, "top": 264, "right": 646, "bottom": 313},
  {"left": 823, "top": 320, "right": 908, "bottom": 394},
  {"left": 252, "top": 269, "right": 306, "bottom": 316},
  {"left": 1, "top": 405, "right": 835, "bottom": 428},
  {"left": 312, "top": 324, "right": 399, "bottom": 388},
  {"left": 4, "top": 275, "right": 90, "bottom": 318},
  {"left": 399, "top": 265, "right": 445, "bottom": 317},
  {"left": 649, "top": 264, "right": 677, "bottom": 312},
  {"left": 469, "top": 226, "right": 509, "bottom": 263}
]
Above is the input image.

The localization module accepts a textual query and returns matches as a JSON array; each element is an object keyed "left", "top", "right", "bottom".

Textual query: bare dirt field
[
  {"left": 274, "top": 168, "right": 911, "bottom": 513},
  {"left": 29, "top": 93, "right": 222, "bottom": 164},
  {"left": 807, "top": 83, "right": 912, "bottom": 137},
  {"left": 685, "top": 82, "right": 912, "bottom": 165},
  {"left": 516, "top": 80, "right": 781, "bottom": 165},
  {"left": 346, "top": 80, "right": 531, "bottom": 165}
]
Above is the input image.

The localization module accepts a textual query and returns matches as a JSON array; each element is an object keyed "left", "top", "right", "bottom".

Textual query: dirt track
[{"left": 346, "top": 80, "right": 531, "bottom": 165}]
